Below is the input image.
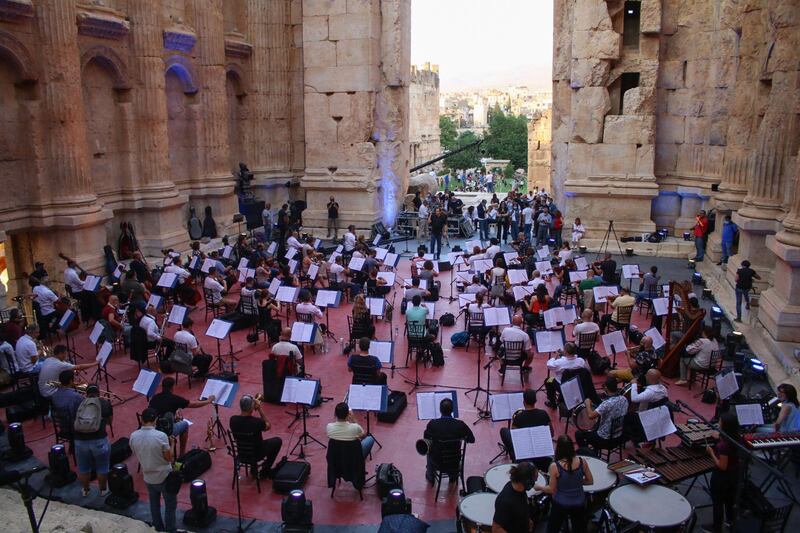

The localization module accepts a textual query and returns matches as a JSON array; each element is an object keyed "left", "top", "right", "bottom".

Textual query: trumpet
[
  {"left": 205, "top": 418, "right": 217, "bottom": 453},
  {"left": 37, "top": 340, "right": 53, "bottom": 359}
]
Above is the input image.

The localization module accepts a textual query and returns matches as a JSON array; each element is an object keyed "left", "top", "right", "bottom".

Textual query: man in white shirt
[
  {"left": 484, "top": 238, "right": 501, "bottom": 260},
  {"left": 295, "top": 289, "right": 325, "bottom": 347},
  {"left": 572, "top": 309, "right": 600, "bottom": 339},
  {"left": 63, "top": 262, "right": 85, "bottom": 296},
  {"left": 38, "top": 344, "right": 98, "bottom": 397},
  {"left": 326, "top": 402, "right": 376, "bottom": 459},
  {"left": 522, "top": 205, "right": 534, "bottom": 237},
  {"left": 418, "top": 201, "right": 429, "bottom": 240},
  {"left": 545, "top": 342, "right": 591, "bottom": 407},
  {"left": 261, "top": 202, "right": 273, "bottom": 241},
  {"left": 130, "top": 408, "right": 177, "bottom": 532},
  {"left": 286, "top": 231, "right": 303, "bottom": 253},
  {"left": 499, "top": 315, "right": 533, "bottom": 371},
  {"left": 173, "top": 317, "right": 212, "bottom": 377},
  {"left": 31, "top": 279, "right": 59, "bottom": 336},
  {"left": 204, "top": 267, "right": 237, "bottom": 312},
  {"left": 14, "top": 326, "right": 42, "bottom": 373},
  {"left": 132, "top": 301, "right": 174, "bottom": 355},
  {"left": 164, "top": 258, "right": 191, "bottom": 282},
  {"left": 0, "top": 340, "right": 14, "bottom": 373},
  {"left": 675, "top": 325, "right": 719, "bottom": 385},
  {"left": 527, "top": 270, "right": 545, "bottom": 289},
  {"left": 464, "top": 275, "right": 488, "bottom": 296},
  {"left": 343, "top": 225, "right": 357, "bottom": 252},
  {"left": 467, "top": 248, "right": 486, "bottom": 271},
  {"left": 629, "top": 369, "right": 668, "bottom": 411}
]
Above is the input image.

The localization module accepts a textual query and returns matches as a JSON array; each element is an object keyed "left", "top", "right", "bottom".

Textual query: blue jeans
[
  {"left": 536, "top": 226, "right": 549, "bottom": 246},
  {"left": 510, "top": 221, "right": 519, "bottom": 240},
  {"left": 694, "top": 236, "right": 705, "bottom": 260},
  {"left": 721, "top": 241, "right": 733, "bottom": 263},
  {"left": 361, "top": 435, "right": 375, "bottom": 458},
  {"left": 480, "top": 220, "right": 489, "bottom": 241},
  {"left": 735, "top": 288, "right": 749, "bottom": 320},
  {"left": 524, "top": 224, "right": 532, "bottom": 240},
  {"left": 74, "top": 438, "right": 110, "bottom": 475},
  {"left": 430, "top": 233, "right": 443, "bottom": 259},
  {"left": 147, "top": 480, "right": 177, "bottom": 532}
]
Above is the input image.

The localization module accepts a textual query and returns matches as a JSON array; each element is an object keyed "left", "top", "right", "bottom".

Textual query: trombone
[{"left": 46, "top": 381, "right": 124, "bottom": 402}]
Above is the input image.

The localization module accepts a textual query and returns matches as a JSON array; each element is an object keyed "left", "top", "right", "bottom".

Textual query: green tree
[
  {"left": 439, "top": 115, "right": 458, "bottom": 150},
  {"left": 443, "top": 130, "right": 482, "bottom": 170},
  {"left": 484, "top": 109, "right": 528, "bottom": 170}
]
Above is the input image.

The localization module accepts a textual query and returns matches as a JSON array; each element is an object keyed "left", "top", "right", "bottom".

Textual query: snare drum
[
  {"left": 608, "top": 484, "right": 692, "bottom": 530},
  {"left": 484, "top": 463, "right": 547, "bottom": 497},
  {"left": 458, "top": 492, "right": 497, "bottom": 532}
]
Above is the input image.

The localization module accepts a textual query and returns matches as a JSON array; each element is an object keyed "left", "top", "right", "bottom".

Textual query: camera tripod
[{"left": 595, "top": 220, "right": 626, "bottom": 261}]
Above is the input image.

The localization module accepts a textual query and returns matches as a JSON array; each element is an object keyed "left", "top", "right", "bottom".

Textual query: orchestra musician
[
  {"left": 575, "top": 376, "right": 629, "bottom": 451},
  {"left": 492, "top": 461, "right": 538, "bottom": 533},
  {"left": 63, "top": 257, "right": 95, "bottom": 324},
  {"left": 675, "top": 325, "right": 719, "bottom": 386},
  {"left": 464, "top": 275, "right": 488, "bottom": 297},
  {"left": 230, "top": 394, "right": 283, "bottom": 479},
  {"left": 705, "top": 412, "right": 740, "bottom": 533},
  {"left": 764, "top": 383, "right": 800, "bottom": 433},
  {"left": 499, "top": 389, "right": 552, "bottom": 470},
  {"left": 608, "top": 336, "right": 659, "bottom": 384},
  {"left": 270, "top": 327, "right": 304, "bottom": 377},
  {"left": 173, "top": 318, "right": 213, "bottom": 378},
  {"left": 128, "top": 251, "right": 152, "bottom": 286},
  {"left": 544, "top": 342, "right": 591, "bottom": 408},
  {"left": 629, "top": 369, "right": 668, "bottom": 411},
  {"left": 28, "top": 261, "right": 49, "bottom": 286},
  {"left": 347, "top": 337, "right": 387, "bottom": 385},
  {"left": 133, "top": 301, "right": 173, "bottom": 355},
  {"left": 15, "top": 324, "right": 43, "bottom": 373},
  {"left": 599, "top": 287, "right": 635, "bottom": 334},
  {"left": 148, "top": 377, "right": 215, "bottom": 456},
  {"left": 120, "top": 270, "right": 149, "bottom": 305},
  {"left": 296, "top": 289, "right": 325, "bottom": 348},
  {"left": 1, "top": 308, "right": 24, "bottom": 347},
  {"left": 30, "top": 278, "right": 59, "bottom": 338},
  {"left": 204, "top": 266, "right": 238, "bottom": 313},
  {"left": 498, "top": 315, "right": 533, "bottom": 374},
  {"left": 592, "top": 253, "right": 617, "bottom": 286},
  {"left": 38, "top": 344, "right": 99, "bottom": 399},
  {"left": 99, "top": 294, "right": 125, "bottom": 342},
  {"left": 423, "top": 398, "right": 475, "bottom": 484},
  {"left": 343, "top": 225, "right": 357, "bottom": 253}
]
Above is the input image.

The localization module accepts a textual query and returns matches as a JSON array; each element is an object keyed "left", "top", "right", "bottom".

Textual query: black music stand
[
  {"left": 315, "top": 290, "right": 342, "bottom": 341},
  {"left": 58, "top": 310, "right": 83, "bottom": 363},
  {"left": 91, "top": 340, "right": 116, "bottom": 394},
  {"left": 347, "top": 384, "right": 388, "bottom": 455},
  {"left": 200, "top": 377, "right": 239, "bottom": 446},
  {"left": 205, "top": 318, "right": 235, "bottom": 373},
  {"left": 282, "top": 378, "right": 326, "bottom": 459},
  {"left": 473, "top": 354, "right": 499, "bottom": 424}
]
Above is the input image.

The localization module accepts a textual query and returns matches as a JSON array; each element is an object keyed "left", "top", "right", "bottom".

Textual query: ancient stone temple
[
  {"left": 409, "top": 62, "right": 441, "bottom": 170},
  {"left": 0, "top": 0, "right": 410, "bottom": 298},
  {"left": 527, "top": 108, "right": 552, "bottom": 193},
  {"left": 552, "top": 0, "right": 800, "bottom": 354}
]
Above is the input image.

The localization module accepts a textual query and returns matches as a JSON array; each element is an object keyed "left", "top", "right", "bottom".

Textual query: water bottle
[
  {"left": 339, "top": 337, "right": 345, "bottom": 354},
  {"left": 394, "top": 326, "right": 399, "bottom": 339}
]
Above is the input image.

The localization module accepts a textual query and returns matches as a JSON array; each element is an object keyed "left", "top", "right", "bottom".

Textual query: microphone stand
[{"left": 473, "top": 355, "right": 498, "bottom": 424}]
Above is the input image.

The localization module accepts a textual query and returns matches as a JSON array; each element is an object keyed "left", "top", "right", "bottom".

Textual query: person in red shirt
[
  {"left": 693, "top": 210, "right": 709, "bottom": 261},
  {"left": 552, "top": 210, "right": 564, "bottom": 248},
  {"left": 0, "top": 308, "right": 23, "bottom": 348}
]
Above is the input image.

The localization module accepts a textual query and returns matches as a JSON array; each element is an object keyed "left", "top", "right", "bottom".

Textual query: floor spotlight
[
  {"left": 106, "top": 463, "right": 138, "bottom": 509},
  {"left": 45, "top": 444, "right": 75, "bottom": 488},
  {"left": 381, "top": 488, "right": 412, "bottom": 518},
  {"left": 281, "top": 489, "right": 313, "bottom": 532},
  {"left": 3, "top": 423, "right": 32, "bottom": 462},
  {"left": 625, "top": 247, "right": 634, "bottom": 257},
  {"left": 184, "top": 479, "right": 217, "bottom": 528},
  {"left": 688, "top": 259, "right": 696, "bottom": 270},
  {"left": 579, "top": 245, "right": 587, "bottom": 254},
  {"left": 702, "top": 288, "right": 713, "bottom": 300},
  {"left": 683, "top": 231, "right": 692, "bottom": 241},
  {"left": 692, "top": 272, "right": 704, "bottom": 285}
]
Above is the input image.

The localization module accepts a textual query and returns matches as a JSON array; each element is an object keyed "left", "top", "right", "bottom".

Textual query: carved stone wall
[
  {"left": 409, "top": 64, "right": 440, "bottom": 169},
  {"left": 527, "top": 108, "right": 552, "bottom": 193}
]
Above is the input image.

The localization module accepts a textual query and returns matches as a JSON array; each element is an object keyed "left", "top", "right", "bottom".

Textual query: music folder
[
  {"left": 315, "top": 290, "right": 342, "bottom": 308},
  {"left": 644, "top": 327, "right": 665, "bottom": 350},
  {"left": 200, "top": 378, "right": 239, "bottom": 407},
  {"left": 535, "top": 261, "right": 553, "bottom": 275},
  {"left": 543, "top": 306, "right": 576, "bottom": 329},
  {"left": 238, "top": 268, "right": 256, "bottom": 283},
  {"left": 157, "top": 272, "right": 178, "bottom": 289},
  {"left": 290, "top": 322, "right": 317, "bottom": 343},
  {"left": 266, "top": 242, "right": 277, "bottom": 255},
  {"left": 96, "top": 341, "right": 113, "bottom": 367},
  {"left": 132, "top": 369, "right": 161, "bottom": 398},
  {"left": 281, "top": 377, "right": 320, "bottom": 406},
  {"left": 267, "top": 278, "right": 281, "bottom": 296},
  {"left": 384, "top": 253, "right": 400, "bottom": 268},
  {"left": 716, "top": 369, "right": 739, "bottom": 400},
  {"left": 205, "top": 318, "right": 234, "bottom": 340},
  {"left": 276, "top": 286, "right": 299, "bottom": 303},
  {"left": 200, "top": 258, "right": 215, "bottom": 274},
  {"left": 58, "top": 309, "right": 77, "bottom": 333},
  {"left": 511, "top": 425, "right": 554, "bottom": 459},
  {"left": 601, "top": 330, "right": 627, "bottom": 357},
  {"left": 188, "top": 256, "right": 200, "bottom": 271},
  {"left": 222, "top": 245, "right": 233, "bottom": 259},
  {"left": 416, "top": 390, "right": 459, "bottom": 420},
  {"left": 373, "top": 234, "right": 382, "bottom": 246},
  {"left": 458, "top": 293, "right": 477, "bottom": 308},
  {"left": 507, "top": 270, "right": 529, "bottom": 285},
  {"left": 349, "top": 257, "right": 366, "bottom": 272},
  {"left": 622, "top": 264, "right": 640, "bottom": 279},
  {"left": 374, "top": 247, "right": 389, "bottom": 261},
  {"left": 167, "top": 304, "right": 187, "bottom": 326},
  {"left": 307, "top": 263, "right": 320, "bottom": 280},
  {"left": 112, "top": 264, "right": 124, "bottom": 280},
  {"left": 238, "top": 258, "right": 249, "bottom": 270},
  {"left": 368, "top": 340, "right": 394, "bottom": 365},
  {"left": 83, "top": 275, "right": 103, "bottom": 292},
  {"left": 504, "top": 252, "right": 519, "bottom": 264},
  {"left": 560, "top": 377, "right": 583, "bottom": 410},
  {"left": 569, "top": 270, "right": 588, "bottom": 283},
  {"left": 147, "top": 294, "right": 163, "bottom": 311},
  {"left": 483, "top": 307, "right": 511, "bottom": 327},
  {"left": 512, "top": 285, "right": 535, "bottom": 301},
  {"left": 347, "top": 384, "right": 388, "bottom": 413},
  {"left": 592, "top": 285, "right": 618, "bottom": 304},
  {"left": 490, "top": 392, "right": 524, "bottom": 422},
  {"left": 574, "top": 257, "right": 589, "bottom": 271},
  {"left": 287, "top": 259, "right": 298, "bottom": 274},
  {"left": 377, "top": 272, "right": 396, "bottom": 286}
]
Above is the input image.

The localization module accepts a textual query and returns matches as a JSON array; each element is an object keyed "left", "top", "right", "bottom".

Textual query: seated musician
[
  {"left": 575, "top": 376, "right": 629, "bottom": 450},
  {"left": 208, "top": 251, "right": 236, "bottom": 288},
  {"left": 545, "top": 342, "right": 591, "bottom": 408},
  {"left": 599, "top": 287, "right": 635, "bottom": 334},
  {"left": 1, "top": 308, "right": 24, "bottom": 347},
  {"left": 592, "top": 252, "right": 617, "bottom": 285},
  {"left": 14, "top": 325, "right": 43, "bottom": 373},
  {"left": 120, "top": 270, "right": 148, "bottom": 305},
  {"left": 466, "top": 246, "right": 486, "bottom": 270},
  {"left": 0, "top": 334, "right": 14, "bottom": 374},
  {"left": 133, "top": 301, "right": 173, "bottom": 355},
  {"left": 326, "top": 401, "right": 376, "bottom": 459},
  {"left": 410, "top": 249, "right": 426, "bottom": 275},
  {"left": 100, "top": 294, "right": 124, "bottom": 341},
  {"left": 38, "top": 344, "right": 99, "bottom": 399},
  {"left": 498, "top": 315, "right": 533, "bottom": 374},
  {"left": 418, "top": 260, "right": 439, "bottom": 285},
  {"left": 173, "top": 318, "right": 212, "bottom": 378},
  {"left": 256, "top": 290, "right": 281, "bottom": 340},
  {"left": 485, "top": 237, "right": 501, "bottom": 260},
  {"left": 523, "top": 285, "right": 552, "bottom": 325},
  {"left": 363, "top": 249, "right": 381, "bottom": 274},
  {"left": 635, "top": 266, "right": 661, "bottom": 304},
  {"left": 464, "top": 275, "right": 487, "bottom": 297},
  {"left": 163, "top": 256, "right": 191, "bottom": 283},
  {"left": 423, "top": 398, "right": 475, "bottom": 484},
  {"left": 286, "top": 231, "right": 303, "bottom": 254},
  {"left": 572, "top": 309, "right": 600, "bottom": 339},
  {"left": 343, "top": 225, "right": 357, "bottom": 253},
  {"left": 270, "top": 327, "right": 304, "bottom": 377},
  {"left": 765, "top": 383, "right": 800, "bottom": 433},
  {"left": 608, "top": 335, "right": 658, "bottom": 383},
  {"left": 128, "top": 251, "right": 151, "bottom": 285},
  {"left": 527, "top": 270, "right": 545, "bottom": 289},
  {"left": 347, "top": 337, "right": 387, "bottom": 385},
  {"left": 230, "top": 395, "right": 283, "bottom": 479},
  {"left": 499, "top": 389, "right": 552, "bottom": 470},
  {"left": 240, "top": 277, "right": 257, "bottom": 304},
  {"left": 204, "top": 266, "right": 238, "bottom": 313},
  {"left": 30, "top": 278, "right": 59, "bottom": 337},
  {"left": 492, "top": 461, "right": 539, "bottom": 533},
  {"left": 63, "top": 259, "right": 94, "bottom": 325},
  {"left": 328, "top": 255, "right": 361, "bottom": 295},
  {"left": 351, "top": 294, "right": 376, "bottom": 339},
  {"left": 629, "top": 369, "right": 668, "bottom": 411},
  {"left": 296, "top": 289, "right": 325, "bottom": 347},
  {"left": 366, "top": 268, "right": 390, "bottom": 297},
  {"left": 148, "top": 377, "right": 215, "bottom": 456},
  {"left": 404, "top": 277, "right": 429, "bottom": 302},
  {"left": 301, "top": 249, "right": 322, "bottom": 287},
  {"left": 552, "top": 259, "right": 577, "bottom": 301},
  {"left": 675, "top": 325, "right": 719, "bottom": 386}
]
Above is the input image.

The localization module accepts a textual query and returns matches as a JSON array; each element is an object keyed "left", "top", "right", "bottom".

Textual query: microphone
[
  {"left": 0, "top": 465, "right": 46, "bottom": 486},
  {"left": 666, "top": 399, "right": 684, "bottom": 413}
]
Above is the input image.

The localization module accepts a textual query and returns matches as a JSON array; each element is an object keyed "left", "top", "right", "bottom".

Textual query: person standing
[
  {"left": 704, "top": 412, "right": 740, "bottom": 533},
  {"left": 327, "top": 196, "right": 340, "bottom": 239},
  {"left": 734, "top": 260, "right": 760, "bottom": 322},
  {"left": 485, "top": 171, "right": 494, "bottom": 193},
  {"left": 429, "top": 207, "right": 448, "bottom": 260},
  {"left": 417, "top": 200, "right": 429, "bottom": 241},
  {"left": 261, "top": 203, "right": 273, "bottom": 241},
  {"left": 492, "top": 461, "right": 538, "bottom": 533},
  {"left": 718, "top": 214, "right": 737, "bottom": 265},
  {"left": 477, "top": 200, "right": 489, "bottom": 242},
  {"left": 130, "top": 408, "right": 177, "bottom": 533},
  {"left": 693, "top": 210, "right": 709, "bottom": 261},
  {"left": 535, "top": 435, "right": 593, "bottom": 533},
  {"left": 536, "top": 207, "right": 552, "bottom": 247}
]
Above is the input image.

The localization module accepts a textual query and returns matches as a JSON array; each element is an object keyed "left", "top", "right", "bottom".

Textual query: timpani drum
[
  {"left": 458, "top": 492, "right": 497, "bottom": 532},
  {"left": 484, "top": 463, "right": 547, "bottom": 497},
  {"left": 579, "top": 456, "right": 617, "bottom": 494},
  {"left": 573, "top": 404, "right": 598, "bottom": 431},
  {"left": 608, "top": 484, "right": 693, "bottom": 530}
]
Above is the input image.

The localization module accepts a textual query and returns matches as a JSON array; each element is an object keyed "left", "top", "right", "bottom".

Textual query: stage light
[
  {"left": 625, "top": 247, "right": 634, "bottom": 257},
  {"left": 381, "top": 488, "right": 412, "bottom": 518},
  {"left": 688, "top": 259, "right": 696, "bottom": 270},
  {"left": 711, "top": 306, "right": 723, "bottom": 319},
  {"left": 660, "top": 228, "right": 669, "bottom": 238},
  {"left": 282, "top": 489, "right": 313, "bottom": 531},
  {"left": 3, "top": 423, "right": 32, "bottom": 462},
  {"left": 692, "top": 272, "right": 703, "bottom": 285},
  {"left": 45, "top": 444, "right": 75, "bottom": 488},
  {"left": 106, "top": 464, "right": 138, "bottom": 509},
  {"left": 702, "top": 288, "right": 713, "bottom": 300},
  {"left": 184, "top": 479, "right": 217, "bottom": 527},
  {"left": 547, "top": 238, "right": 555, "bottom": 246},
  {"left": 579, "top": 246, "right": 587, "bottom": 254},
  {"left": 683, "top": 232, "right": 691, "bottom": 241}
]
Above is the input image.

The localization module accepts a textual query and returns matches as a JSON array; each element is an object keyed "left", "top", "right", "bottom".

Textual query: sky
[{"left": 411, "top": 0, "right": 553, "bottom": 92}]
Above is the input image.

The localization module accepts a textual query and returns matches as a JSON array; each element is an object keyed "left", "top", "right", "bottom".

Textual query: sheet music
[
  {"left": 377, "top": 272, "right": 396, "bottom": 286},
  {"left": 465, "top": 240, "right": 481, "bottom": 251},
  {"left": 84, "top": 275, "right": 102, "bottom": 292},
  {"left": 166, "top": 305, "right": 186, "bottom": 326},
  {"left": 89, "top": 321, "right": 104, "bottom": 345},
  {"left": 512, "top": 285, "right": 535, "bottom": 301},
  {"left": 328, "top": 251, "right": 342, "bottom": 265},
  {"left": 112, "top": 264, "right": 124, "bottom": 279},
  {"left": 575, "top": 257, "right": 589, "bottom": 271},
  {"left": 238, "top": 268, "right": 256, "bottom": 283},
  {"left": 288, "top": 259, "right": 298, "bottom": 274},
  {"left": 349, "top": 257, "right": 365, "bottom": 271},
  {"left": 561, "top": 377, "right": 583, "bottom": 410},
  {"left": 222, "top": 246, "right": 233, "bottom": 259},
  {"left": 448, "top": 252, "right": 465, "bottom": 265},
  {"left": 276, "top": 286, "right": 298, "bottom": 303},
  {"left": 535, "top": 261, "right": 553, "bottom": 275},
  {"left": 335, "top": 245, "right": 344, "bottom": 253},
  {"left": 290, "top": 322, "right": 316, "bottom": 343},
  {"left": 188, "top": 257, "right": 201, "bottom": 271},
  {"left": 368, "top": 341, "right": 394, "bottom": 364},
  {"left": 373, "top": 234, "right": 382, "bottom": 246},
  {"left": 622, "top": 265, "right": 640, "bottom": 279},
  {"left": 284, "top": 247, "right": 298, "bottom": 260},
  {"left": 490, "top": 392, "right": 524, "bottom": 421},
  {"left": 384, "top": 253, "right": 400, "bottom": 268},
  {"left": 592, "top": 285, "right": 619, "bottom": 303},
  {"left": 504, "top": 252, "right": 519, "bottom": 264},
  {"left": 367, "top": 297, "right": 385, "bottom": 316},
  {"left": 639, "top": 406, "right": 677, "bottom": 442},
  {"left": 268, "top": 278, "right": 281, "bottom": 296},
  {"left": 483, "top": 307, "right": 510, "bottom": 327},
  {"left": 96, "top": 341, "right": 113, "bottom": 367},
  {"left": 458, "top": 293, "right": 477, "bottom": 308},
  {"left": 422, "top": 254, "right": 434, "bottom": 261},
  {"left": 456, "top": 271, "right": 473, "bottom": 284},
  {"left": 348, "top": 384, "right": 384, "bottom": 411},
  {"left": 201, "top": 379, "right": 235, "bottom": 406},
  {"left": 266, "top": 242, "right": 277, "bottom": 255},
  {"left": 601, "top": 330, "right": 627, "bottom": 356},
  {"left": 716, "top": 370, "right": 739, "bottom": 400},
  {"left": 544, "top": 306, "right": 576, "bottom": 329},
  {"left": 132, "top": 369, "right": 159, "bottom": 396},
  {"left": 416, "top": 391, "right": 457, "bottom": 420},
  {"left": 147, "top": 294, "right": 162, "bottom": 310},
  {"left": 238, "top": 258, "right": 249, "bottom": 270},
  {"left": 206, "top": 319, "right": 233, "bottom": 339},
  {"left": 644, "top": 327, "right": 665, "bottom": 350},
  {"left": 315, "top": 290, "right": 340, "bottom": 308},
  {"left": 417, "top": 279, "right": 429, "bottom": 291},
  {"left": 511, "top": 426, "right": 554, "bottom": 459},
  {"left": 537, "top": 247, "right": 550, "bottom": 260},
  {"left": 307, "top": 263, "right": 320, "bottom": 280},
  {"left": 474, "top": 259, "right": 493, "bottom": 272},
  {"left": 374, "top": 247, "right": 389, "bottom": 260},
  {"left": 652, "top": 297, "right": 670, "bottom": 316},
  {"left": 735, "top": 403, "right": 764, "bottom": 425},
  {"left": 201, "top": 258, "right": 215, "bottom": 274},
  {"left": 281, "top": 378, "right": 318, "bottom": 405},
  {"left": 425, "top": 302, "right": 435, "bottom": 319},
  {"left": 157, "top": 272, "right": 178, "bottom": 288},
  {"left": 535, "top": 330, "right": 564, "bottom": 353},
  {"left": 507, "top": 270, "right": 529, "bottom": 285},
  {"left": 569, "top": 270, "right": 588, "bottom": 283}
]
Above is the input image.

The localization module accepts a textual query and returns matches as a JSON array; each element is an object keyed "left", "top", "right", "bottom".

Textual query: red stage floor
[{"left": 14, "top": 260, "right": 715, "bottom": 527}]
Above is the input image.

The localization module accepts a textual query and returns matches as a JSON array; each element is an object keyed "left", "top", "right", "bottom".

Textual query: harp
[{"left": 659, "top": 280, "right": 705, "bottom": 378}]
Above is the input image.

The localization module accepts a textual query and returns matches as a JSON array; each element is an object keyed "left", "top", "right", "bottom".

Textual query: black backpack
[
  {"left": 430, "top": 343, "right": 445, "bottom": 366},
  {"left": 439, "top": 313, "right": 455, "bottom": 327},
  {"left": 376, "top": 463, "right": 403, "bottom": 498}
]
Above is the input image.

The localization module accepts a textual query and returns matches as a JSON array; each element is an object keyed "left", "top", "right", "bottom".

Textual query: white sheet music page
[
  {"left": 511, "top": 426, "right": 554, "bottom": 459},
  {"left": 537, "top": 247, "right": 550, "bottom": 260},
  {"left": 168, "top": 305, "right": 187, "bottom": 325},
  {"left": 575, "top": 257, "right": 589, "bottom": 271},
  {"left": 652, "top": 297, "right": 671, "bottom": 316},
  {"left": 465, "top": 240, "right": 481, "bottom": 252},
  {"left": 281, "top": 378, "right": 318, "bottom": 405},
  {"left": 222, "top": 245, "right": 233, "bottom": 259},
  {"left": 368, "top": 341, "right": 393, "bottom": 364},
  {"left": 644, "top": 327, "right": 666, "bottom": 350},
  {"left": 716, "top": 370, "right": 739, "bottom": 400},
  {"left": 284, "top": 247, "right": 298, "bottom": 260},
  {"left": 367, "top": 297, "right": 384, "bottom": 316},
  {"left": 377, "top": 272, "right": 396, "bottom": 286},
  {"left": 132, "top": 369, "right": 158, "bottom": 396},
  {"left": 348, "top": 384, "right": 383, "bottom": 411},
  {"left": 601, "top": 330, "right": 627, "bottom": 356},
  {"left": 201, "top": 379, "right": 233, "bottom": 406},
  {"left": 266, "top": 242, "right": 277, "bottom": 255},
  {"left": 512, "top": 286, "right": 535, "bottom": 301},
  {"left": 507, "top": 270, "right": 528, "bottom": 285},
  {"left": 315, "top": 290, "right": 339, "bottom": 308},
  {"left": 201, "top": 258, "right": 215, "bottom": 274},
  {"left": 416, "top": 392, "right": 453, "bottom": 420},
  {"left": 374, "top": 247, "right": 389, "bottom": 260},
  {"left": 288, "top": 259, "right": 298, "bottom": 274},
  {"left": 384, "top": 253, "right": 399, "bottom": 267},
  {"left": 622, "top": 265, "right": 640, "bottom": 279},
  {"left": 291, "top": 322, "right": 314, "bottom": 343},
  {"left": 84, "top": 275, "right": 102, "bottom": 292},
  {"left": 490, "top": 392, "right": 524, "bottom": 421},
  {"left": 349, "top": 257, "right": 365, "bottom": 271},
  {"left": 474, "top": 259, "right": 493, "bottom": 272},
  {"left": 307, "top": 263, "right": 320, "bottom": 280},
  {"left": 638, "top": 406, "right": 677, "bottom": 442},
  {"left": 504, "top": 252, "right": 519, "bottom": 264},
  {"left": 484, "top": 307, "right": 510, "bottom": 327},
  {"left": 536, "top": 330, "right": 564, "bottom": 353},
  {"left": 735, "top": 404, "right": 764, "bottom": 425},
  {"left": 89, "top": 321, "right": 104, "bottom": 345},
  {"left": 458, "top": 294, "right": 477, "bottom": 308},
  {"left": 96, "top": 341, "right": 113, "bottom": 366},
  {"left": 535, "top": 261, "right": 553, "bottom": 275},
  {"left": 425, "top": 303, "right": 435, "bottom": 319},
  {"left": 206, "top": 319, "right": 232, "bottom": 339},
  {"left": 268, "top": 278, "right": 281, "bottom": 296},
  {"left": 569, "top": 270, "right": 588, "bottom": 283},
  {"left": 276, "top": 286, "right": 298, "bottom": 303},
  {"left": 157, "top": 272, "right": 177, "bottom": 288},
  {"left": 561, "top": 377, "right": 583, "bottom": 410},
  {"left": 147, "top": 294, "right": 162, "bottom": 310}
]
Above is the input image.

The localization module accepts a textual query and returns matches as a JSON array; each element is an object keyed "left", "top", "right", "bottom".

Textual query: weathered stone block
[
  {"left": 590, "top": 143, "right": 637, "bottom": 175},
  {"left": 567, "top": 142, "right": 593, "bottom": 178},
  {"left": 635, "top": 144, "right": 656, "bottom": 175},
  {"left": 658, "top": 114, "right": 685, "bottom": 144},
  {"left": 328, "top": 13, "right": 375, "bottom": 40},
  {"left": 667, "top": 89, "right": 704, "bottom": 117},
  {"left": 684, "top": 59, "right": 710, "bottom": 89},
  {"left": 603, "top": 115, "right": 656, "bottom": 145},
  {"left": 346, "top": 0, "right": 374, "bottom": 14},
  {"left": 573, "top": 29, "right": 620, "bottom": 60},
  {"left": 573, "top": 0, "right": 613, "bottom": 32},
  {"left": 685, "top": 116, "right": 708, "bottom": 144},
  {"left": 570, "top": 59, "right": 610, "bottom": 88},
  {"left": 659, "top": 60, "right": 685, "bottom": 89},
  {"left": 304, "top": 65, "right": 375, "bottom": 92},
  {"left": 570, "top": 87, "right": 610, "bottom": 143},
  {"left": 303, "top": 40, "right": 337, "bottom": 67},
  {"left": 302, "top": 16, "right": 329, "bottom": 42},
  {"left": 328, "top": 92, "right": 351, "bottom": 118},
  {"left": 303, "top": 0, "right": 347, "bottom": 17},
  {"left": 655, "top": 142, "right": 678, "bottom": 173},
  {"left": 336, "top": 38, "right": 375, "bottom": 66},
  {"left": 640, "top": 0, "right": 662, "bottom": 34}
]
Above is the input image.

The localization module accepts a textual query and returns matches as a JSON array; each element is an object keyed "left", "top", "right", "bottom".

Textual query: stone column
[{"left": 128, "top": 0, "right": 189, "bottom": 253}]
